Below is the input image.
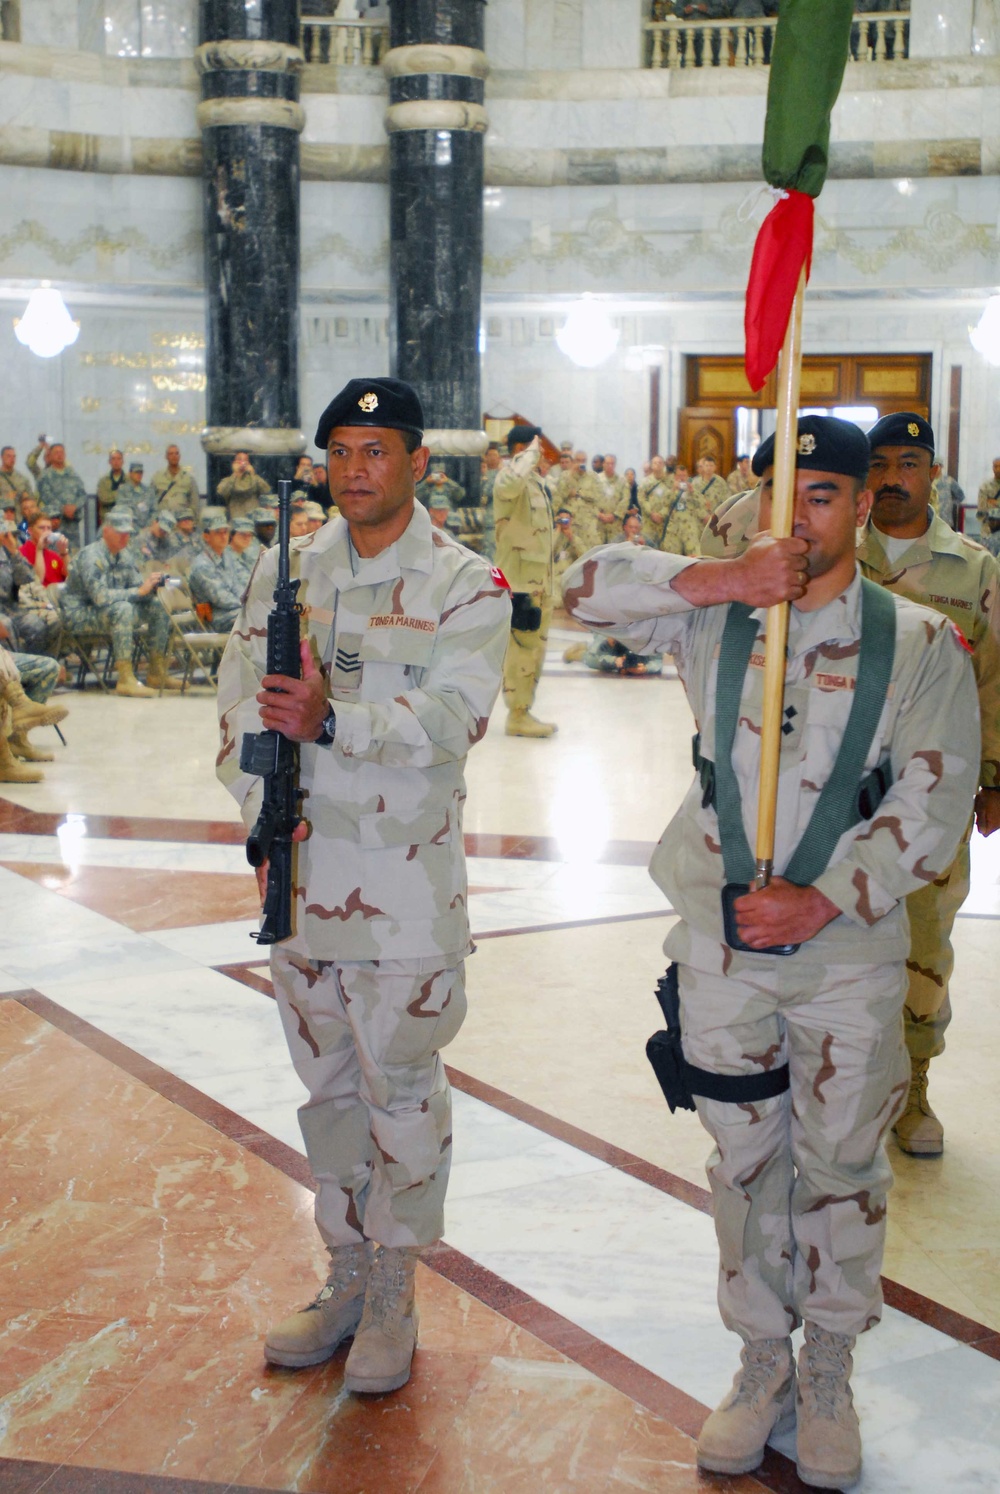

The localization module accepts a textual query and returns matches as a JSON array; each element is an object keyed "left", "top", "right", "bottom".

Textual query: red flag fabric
[{"left": 744, "top": 190, "right": 814, "bottom": 393}]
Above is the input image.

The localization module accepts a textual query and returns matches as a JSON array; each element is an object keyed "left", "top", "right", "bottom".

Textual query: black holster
[
  {"left": 510, "top": 591, "right": 543, "bottom": 632},
  {"left": 646, "top": 964, "right": 791, "bottom": 1115}
]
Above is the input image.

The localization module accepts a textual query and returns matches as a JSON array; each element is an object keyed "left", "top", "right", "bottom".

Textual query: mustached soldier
[
  {"left": 216, "top": 378, "right": 509, "bottom": 1396},
  {"left": 563, "top": 415, "right": 977, "bottom": 1490}
]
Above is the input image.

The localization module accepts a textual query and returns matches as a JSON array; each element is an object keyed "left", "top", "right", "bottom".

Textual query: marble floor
[{"left": 2, "top": 625, "right": 999, "bottom": 1493}]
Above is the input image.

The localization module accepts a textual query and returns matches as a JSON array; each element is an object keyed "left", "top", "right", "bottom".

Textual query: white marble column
[{"left": 909, "top": 0, "right": 974, "bottom": 57}]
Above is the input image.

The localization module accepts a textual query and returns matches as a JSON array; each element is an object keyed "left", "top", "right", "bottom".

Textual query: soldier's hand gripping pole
[
  {"left": 239, "top": 478, "right": 303, "bottom": 944},
  {"left": 754, "top": 266, "right": 806, "bottom": 892}
]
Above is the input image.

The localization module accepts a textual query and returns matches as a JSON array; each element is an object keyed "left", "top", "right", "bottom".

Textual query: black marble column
[
  {"left": 198, "top": 1, "right": 305, "bottom": 501},
  {"left": 387, "top": 1, "right": 488, "bottom": 504}
]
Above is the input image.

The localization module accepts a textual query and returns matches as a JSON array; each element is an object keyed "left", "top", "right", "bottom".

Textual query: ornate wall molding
[
  {"left": 195, "top": 98, "right": 306, "bottom": 133},
  {"left": 384, "top": 100, "right": 488, "bottom": 134},
  {"left": 381, "top": 44, "right": 489, "bottom": 80},
  {"left": 194, "top": 40, "right": 304, "bottom": 75},
  {"left": 201, "top": 425, "right": 307, "bottom": 457}
]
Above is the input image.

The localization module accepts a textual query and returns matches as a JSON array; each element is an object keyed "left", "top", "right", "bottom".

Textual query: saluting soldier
[
  {"left": 564, "top": 416, "right": 978, "bottom": 1490},
  {"left": 494, "top": 423, "right": 557, "bottom": 737},
  {"left": 216, "top": 377, "right": 509, "bottom": 1397}
]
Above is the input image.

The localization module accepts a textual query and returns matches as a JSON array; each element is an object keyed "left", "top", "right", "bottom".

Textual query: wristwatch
[{"left": 315, "top": 703, "right": 337, "bottom": 747}]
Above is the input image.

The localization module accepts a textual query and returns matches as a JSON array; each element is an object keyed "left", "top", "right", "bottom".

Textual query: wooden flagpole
[{"left": 753, "top": 265, "right": 806, "bottom": 892}]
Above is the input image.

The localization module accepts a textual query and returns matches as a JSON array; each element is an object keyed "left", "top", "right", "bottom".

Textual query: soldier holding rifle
[
  {"left": 563, "top": 416, "right": 978, "bottom": 1489},
  {"left": 216, "top": 378, "right": 509, "bottom": 1396}
]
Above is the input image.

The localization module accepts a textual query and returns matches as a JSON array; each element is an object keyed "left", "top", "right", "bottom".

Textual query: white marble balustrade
[
  {"left": 300, "top": 16, "right": 390, "bottom": 67},
  {"left": 645, "top": 12, "right": 911, "bottom": 69}
]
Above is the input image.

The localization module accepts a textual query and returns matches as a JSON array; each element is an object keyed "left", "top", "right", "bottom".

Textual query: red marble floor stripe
[
  {"left": 8, "top": 990, "right": 314, "bottom": 1193},
  {"left": 0, "top": 796, "right": 658, "bottom": 865},
  {"left": 0, "top": 1459, "right": 281, "bottom": 1493},
  {"left": 216, "top": 963, "right": 276, "bottom": 997},
  {"left": 1, "top": 863, "right": 261, "bottom": 932},
  {"left": 209, "top": 972, "right": 1000, "bottom": 1362}
]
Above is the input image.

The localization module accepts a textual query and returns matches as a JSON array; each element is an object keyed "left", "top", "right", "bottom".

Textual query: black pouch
[
  {"left": 721, "top": 882, "right": 799, "bottom": 957},
  {"left": 645, "top": 966, "right": 696, "bottom": 1113},
  {"left": 510, "top": 591, "right": 543, "bottom": 631}
]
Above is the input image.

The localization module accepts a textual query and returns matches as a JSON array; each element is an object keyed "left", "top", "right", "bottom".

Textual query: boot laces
[
  {"left": 803, "top": 1332, "right": 853, "bottom": 1419},
  {"left": 306, "top": 1249, "right": 367, "bottom": 1311},
  {"left": 732, "top": 1340, "right": 789, "bottom": 1408},
  {"left": 361, "top": 1251, "right": 414, "bottom": 1333},
  {"left": 907, "top": 1059, "right": 931, "bottom": 1114}
]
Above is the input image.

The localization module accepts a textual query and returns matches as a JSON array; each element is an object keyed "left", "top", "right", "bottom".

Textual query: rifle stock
[{"left": 239, "top": 478, "right": 303, "bottom": 944}]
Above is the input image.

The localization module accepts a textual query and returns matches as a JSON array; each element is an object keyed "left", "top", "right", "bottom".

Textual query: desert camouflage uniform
[
  {"left": 977, "top": 474, "right": 1000, "bottom": 557},
  {"left": 597, "top": 472, "right": 632, "bottom": 543},
  {"left": 188, "top": 545, "right": 244, "bottom": 632},
  {"left": 659, "top": 484, "right": 710, "bottom": 558},
  {"left": 553, "top": 467, "right": 605, "bottom": 551},
  {"left": 0, "top": 466, "right": 35, "bottom": 517},
  {"left": 930, "top": 473, "right": 963, "bottom": 529},
  {"left": 552, "top": 527, "right": 586, "bottom": 597},
  {"left": 151, "top": 466, "right": 201, "bottom": 520},
  {"left": 216, "top": 470, "right": 271, "bottom": 522},
  {"left": 61, "top": 537, "right": 171, "bottom": 661},
  {"left": 691, "top": 472, "right": 731, "bottom": 516},
  {"left": 635, "top": 475, "right": 674, "bottom": 547},
  {"left": 727, "top": 465, "right": 751, "bottom": 495},
  {"left": 217, "top": 504, "right": 509, "bottom": 1248},
  {"left": 494, "top": 442, "right": 554, "bottom": 714},
  {"left": 563, "top": 543, "right": 978, "bottom": 1340},
  {"left": 29, "top": 448, "right": 86, "bottom": 550},
  {"left": 702, "top": 491, "right": 1000, "bottom": 1058},
  {"left": 96, "top": 471, "right": 129, "bottom": 520}
]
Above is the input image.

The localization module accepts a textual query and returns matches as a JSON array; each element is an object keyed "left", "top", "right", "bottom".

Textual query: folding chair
[{"left": 158, "top": 579, "right": 229, "bottom": 691}]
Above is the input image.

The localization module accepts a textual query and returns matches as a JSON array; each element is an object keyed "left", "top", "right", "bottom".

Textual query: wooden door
[{"left": 676, "top": 407, "right": 733, "bottom": 477}]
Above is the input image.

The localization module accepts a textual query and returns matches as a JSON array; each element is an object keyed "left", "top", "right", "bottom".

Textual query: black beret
[
  {"left": 751, "top": 414, "right": 870, "bottom": 482},
  {"left": 314, "top": 377, "right": 424, "bottom": 449},
  {"left": 867, "top": 411, "right": 935, "bottom": 456},
  {"left": 507, "top": 423, "right": 542, "bottom": 451}
]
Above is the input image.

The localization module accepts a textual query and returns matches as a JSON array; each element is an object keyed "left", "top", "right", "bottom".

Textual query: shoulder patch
[
  {"left": 950, "top": 622, "right": 974, "bottom": 655},
  {"left": 490, "top": 565, "right": 511, "bottom": 590}
]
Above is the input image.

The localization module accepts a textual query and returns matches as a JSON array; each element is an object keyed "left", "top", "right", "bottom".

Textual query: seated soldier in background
[
  {"left": 288, "top": 503, "right": 310, "bottom": 538},
  {"left": 553, "top": 507, "right": 585, "bottom": 592},
  {"left": 228, "top": 516, "right": 259, "bottom": 586},
  {"left": 1, "top": 517, "right": 61, "bottom": 657},
  {"left": 61, "top": 508, "right": 179, "bottom": 698},
  {"left": 135, "top": 508, "right": 181, "bottom": 568},
  {"left": 427, "top": 491, "right": 462, "bottom": 536},
  {"left": 301, "top": 500, "right": 328, "bottom": 535},
  {"left": 187, "top": 511, "right": 244, "bottom": 632},
  {"left": 252, "top": 507, "right": 277, "bottom": 551},
  {"left": 173, "top": 509, "right": 201, "bottom": 570},
  {"left": 0, "top": 645, "right": 68, "bottom": 782}
]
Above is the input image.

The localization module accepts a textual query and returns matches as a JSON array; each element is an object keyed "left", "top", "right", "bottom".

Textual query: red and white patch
[
  {"left": 950, "top": 622, "right": 974, "bottom": 655},
  {"left": 490, "top": 565, "right": 511, "bottom": 590}
]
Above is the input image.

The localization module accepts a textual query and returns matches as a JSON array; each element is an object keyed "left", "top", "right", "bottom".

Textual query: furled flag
[{"left": 744, "top": 0, "right": 855, "bottom": 391}]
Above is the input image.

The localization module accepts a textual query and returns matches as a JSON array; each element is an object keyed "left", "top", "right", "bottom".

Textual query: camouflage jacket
[
  {"left": 133, "top": 524, "right": 181, "bottom": 565},
  {"left": 598, "top": 473, "right": 631, "bottom": 521},
  {"left": 0, "top": 542, "right": 36, "bottom": 610},
  {"left": 96, "top": 472, "right": 130, "bottom": 514},
  {"left": 978, "top": 476, "right": 1000, "bottom": 526},
  {"left": 552, "top": 468, "right": 605, "bottom": 550},
  {"left": 63, "top": 538, "right": 146, "bottom": 609},
  {"left": 702, "top": 494, "right": 1000, "bottom": 788},
  {"left": 562, "top": 545, "right": 978, "bottom": 965},
  {"left": 493, "top": 444, "right": 554, "bottom": 590},
  {"left": 691, "top": 474, "right": 731, "bottom": 514},
  {"left": 32, "top": 461, "right": 86, "bottom": 518},
  {"left": 188, "top": 547, "right": 244, "bottom": 616},
  {"left": 216, "top": 503, "right": 510, "bottom": 961},
  {"left": 151, "top": 466, "right": 201, "bottom": 516},
  {"left": 216, "top": 471, "right": 271, "bottom": 521},
  {"left": 0, "top": 467, "right": 35, "bottom": 513},
  {"left": 635, "top": 475, "right": 674, "bottom": 546}
]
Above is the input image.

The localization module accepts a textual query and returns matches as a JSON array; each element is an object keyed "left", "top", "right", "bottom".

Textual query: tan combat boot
[
  {"left": 343, "top": 1244, "right": 419, "bottom": 1394},
  {"left": 9, "top": 728, "right": 54, "bottom": 762},
  {"left": 562, "top": 642, "right": 586, "bottom": 663},
  {"left": 892, "top": 1056, "right": 943, "bottom": 1156},
  {"left": 263, "top": 1243, "right": 370, "bottom": 1368},
  {"left": 0, "top": 678, "right": 68, "bottom": 732},
  {"left": 697, "top": 1337, "right": 796, "bottom": 1475},
  {"left": 114, "top": 660, "right": 156, "bottom": 698},
  {"left": 505, "top": 709, "right": 556, "bottom": 738},
  {"left": 796, "top": 1324, "right": 861, "bottom": 1490},
  {"left": 146, "top": 653, "right": 184, "bottom": 691},
  {"left": 0, "top": 733, "right": 43, "bottom": 783}
]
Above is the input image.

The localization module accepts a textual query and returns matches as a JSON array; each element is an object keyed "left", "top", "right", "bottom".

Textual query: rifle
[{"left": 239, "top": 478, "right": 303, "bottom": 944}]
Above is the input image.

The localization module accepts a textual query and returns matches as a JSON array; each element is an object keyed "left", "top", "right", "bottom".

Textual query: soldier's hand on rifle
[
  {"left": 257, "top": 638, "right": 329, "bottom": 742},
  {"left": 734, "top": 877, "right": 840, "bottom": 948},
  {"left": 255, "top": 818, "right": 308, "bottom": 904}
]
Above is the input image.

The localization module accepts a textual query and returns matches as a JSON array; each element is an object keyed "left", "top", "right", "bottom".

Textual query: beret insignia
[
  {"left": 907, "top": 421, "right": 919, "bottom": 437},
  {"left": 797, "top": 433, "right": 817, "bottom": 455},
  {"left": 358, "top": 392, "right": 379, "bottom": 413}
]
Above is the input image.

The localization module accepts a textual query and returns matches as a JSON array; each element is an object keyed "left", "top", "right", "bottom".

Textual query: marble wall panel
[
  {"left": 485, "top": 0, "right": 528, "bottom": 71},
  {"left": 910, "top": 0, "right": 975, "bottom": 57},
  {"left": 21, "top": 0, "right": 80, "bottom": 50},
  {"left": 300, "top": 179, "right": 389, "bottom": 294},
  {"left": 581, "top": 0, "right": 642, "bottom": 70},
  {"left": 301, "top": 91, "right": 388, "bottom": 146}
]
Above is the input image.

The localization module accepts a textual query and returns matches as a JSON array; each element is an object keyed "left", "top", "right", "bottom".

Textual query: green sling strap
[{"left": 712, "top": 577, "right": 897, "bottom": 891}]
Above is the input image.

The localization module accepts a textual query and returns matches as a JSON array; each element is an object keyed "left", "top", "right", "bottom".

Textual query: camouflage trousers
[
  {"left": 10, "top": 650, "right": 59, "bottom": 702},
  {"left": 12, "top": 608, "right": 61, "bottom": 657},
  {"left": 660, "top": 509, "right": 706, "bottom": 558},
  {"left": 271, "top": 947, "right": 467, "bottom": 1250},
  {"left": 668, "top": 926, "right": 909, "bottom": 1340},
  {"left": 583, "top": 637, "right": 663, "bottom": 675},
  {"left": 61, "top": 594, "right": 170, "bottom": 662},
  {"left": 903, "top": 817, "right": 972, "bottom": 1061},
  {"left": 502, "top": 588, "right": 552, "bottom": 713}
]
